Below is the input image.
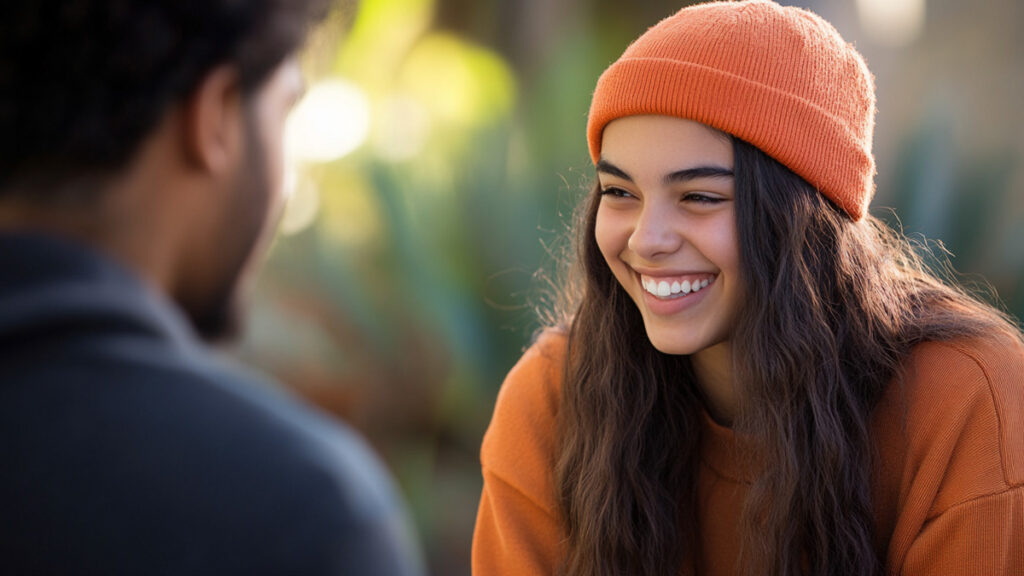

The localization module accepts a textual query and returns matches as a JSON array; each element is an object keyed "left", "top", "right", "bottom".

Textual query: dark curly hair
[{"left": 0, "top": 0, "right": 329, "bottom": 199}]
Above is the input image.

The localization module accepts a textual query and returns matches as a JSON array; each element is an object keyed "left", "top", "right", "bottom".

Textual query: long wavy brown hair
[{"left": 550, "top": 137, "right": 1020, "bottom": 576}]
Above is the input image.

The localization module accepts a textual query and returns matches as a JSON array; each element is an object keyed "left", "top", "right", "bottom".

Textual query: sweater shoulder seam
[
  {"left": 925, "top": 482, "right": 1024, "bottom": 522},
  {"left": 927, "top": 339, "right": 1016, "bottom": 488}
]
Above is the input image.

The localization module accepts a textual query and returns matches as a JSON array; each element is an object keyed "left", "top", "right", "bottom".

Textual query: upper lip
[{"left": 629, "top": 266, "right": 716, "bottom": 277}]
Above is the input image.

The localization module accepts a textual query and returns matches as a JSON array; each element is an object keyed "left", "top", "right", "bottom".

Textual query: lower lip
[{"left": 639, "top": 278, "right": 714, "bottom": 316}]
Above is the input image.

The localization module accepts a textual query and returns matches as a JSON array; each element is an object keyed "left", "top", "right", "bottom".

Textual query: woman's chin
[{"left": 644, "top": 330, "right": 700, "bottom": 356}]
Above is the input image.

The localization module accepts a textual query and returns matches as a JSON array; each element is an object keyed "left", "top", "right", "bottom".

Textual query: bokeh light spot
[
  {"left": 857, "top": 0, "right": 926, "bottom": 46},
  {"left": 286, "top": 79, "right": 372, "bottom": 163}
]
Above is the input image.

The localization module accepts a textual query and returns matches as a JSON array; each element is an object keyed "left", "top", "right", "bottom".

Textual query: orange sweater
[{"left": 473, "top": 330, "right": 1024, "bottom": 575}]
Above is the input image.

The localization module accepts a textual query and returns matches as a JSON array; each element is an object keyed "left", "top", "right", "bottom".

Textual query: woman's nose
[{"left": 627, "top": 202, "right": 683, "bottom": 259}]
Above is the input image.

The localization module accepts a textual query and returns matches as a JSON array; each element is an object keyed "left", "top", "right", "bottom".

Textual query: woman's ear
[{"left": 179, "top": 65, "right": 245, "bottom": 176}]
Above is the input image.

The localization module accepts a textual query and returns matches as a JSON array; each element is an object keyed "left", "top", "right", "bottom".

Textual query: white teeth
[{"left": 640, "top": 275, "right": 714, "bottom": 298}]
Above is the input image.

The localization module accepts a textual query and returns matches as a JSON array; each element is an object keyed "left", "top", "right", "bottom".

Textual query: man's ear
[{"left": 180, "top": 65, "right": 245, "bottom": 175}]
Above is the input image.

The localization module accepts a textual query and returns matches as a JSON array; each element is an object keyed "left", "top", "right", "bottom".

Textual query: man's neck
[{"left": 0, "top": 194, "right": 174, "bottom": 303}]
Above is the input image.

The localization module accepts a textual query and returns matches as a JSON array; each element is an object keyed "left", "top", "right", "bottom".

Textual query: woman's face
[{"left": 595, "top": 115, "right": 741, "bottom": 358}]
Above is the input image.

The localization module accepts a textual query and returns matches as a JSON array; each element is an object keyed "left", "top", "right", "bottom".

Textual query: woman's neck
[{"left": 691, "top": 343, "right": 737, "bottom": 427}]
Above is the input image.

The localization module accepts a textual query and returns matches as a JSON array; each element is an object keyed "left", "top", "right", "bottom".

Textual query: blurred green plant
[{"left": 238, "top": 0, "right": 552, "bottom": 572}]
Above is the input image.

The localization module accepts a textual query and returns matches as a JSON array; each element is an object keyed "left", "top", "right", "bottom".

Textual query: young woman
[{"left": 473, "top": 1, "right": 1024, "bottom": 575}]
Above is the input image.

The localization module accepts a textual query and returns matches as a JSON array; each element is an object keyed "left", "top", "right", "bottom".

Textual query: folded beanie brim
[{"left": 587, "top": 57, "right": 875, "bottom": 221}]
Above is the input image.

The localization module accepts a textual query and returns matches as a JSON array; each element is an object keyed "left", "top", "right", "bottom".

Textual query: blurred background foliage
[{"left": 230, "top": 0, "right": 1024, "bottom": 573}]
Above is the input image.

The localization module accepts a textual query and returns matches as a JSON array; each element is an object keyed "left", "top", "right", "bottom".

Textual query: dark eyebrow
[
  {"left": 596, "top": 159, "right": 633, "bottom": 181},
  {"left": 664, "top": 166, "right": 734, "bottom": 185},
  {"left": 597, "top": 159, "right": 734, "bottom": 185}
]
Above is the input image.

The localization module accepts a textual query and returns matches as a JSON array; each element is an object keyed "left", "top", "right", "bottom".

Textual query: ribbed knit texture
[
  {"left": 587, "top": 0, "right": 877, "bottom": 220},
  {"left": 473, "top": 330, "right": 1024, "bottom": 575}
]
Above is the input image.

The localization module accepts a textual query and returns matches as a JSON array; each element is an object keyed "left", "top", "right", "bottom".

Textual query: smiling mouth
[{"left": 639, "top": 273, "right": 716, "bottom": 300}]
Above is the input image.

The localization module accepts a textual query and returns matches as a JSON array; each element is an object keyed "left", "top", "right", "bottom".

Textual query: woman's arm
[
  {"left": 473, "top": 331, "right": 568, "bottom": 575},
  {"left": 899, "top": 487, "right": 1024, "bottom": 574},
  {"left": 880, "top": 336, "right": 1024, "bottom": 575}
]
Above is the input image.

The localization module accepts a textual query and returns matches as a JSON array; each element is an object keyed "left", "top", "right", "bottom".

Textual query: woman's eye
[
  {"left": 600, "top": 187, "right": 634, "bottom": 199},
  {"left": 682, "top": 192, "right": 725, "bottom": 204}
]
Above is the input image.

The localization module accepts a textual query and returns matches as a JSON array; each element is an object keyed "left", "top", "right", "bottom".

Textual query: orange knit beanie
[{"left": 587, "top": 0, "right": 877, "bottom": 220}]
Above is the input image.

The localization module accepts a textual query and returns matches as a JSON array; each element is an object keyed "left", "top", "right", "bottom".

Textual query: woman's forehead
[{"left": 599, "top": 116, "right": 734, "bottom": 176}]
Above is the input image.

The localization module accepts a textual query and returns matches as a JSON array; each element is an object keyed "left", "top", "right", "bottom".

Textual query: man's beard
[{"left": 190, "top": 108, "right": 272, "bottom": 344}]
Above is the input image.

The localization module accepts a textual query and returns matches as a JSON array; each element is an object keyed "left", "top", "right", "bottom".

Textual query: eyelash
[
  {"left": 599, "top": 188, "right": 724, "bottom": 204},
  {"left": 683, "top": 192, "right": 724, "bottom": 204},
  {"left": 599, "top": 187, "right": 634, "bottom": 199}
]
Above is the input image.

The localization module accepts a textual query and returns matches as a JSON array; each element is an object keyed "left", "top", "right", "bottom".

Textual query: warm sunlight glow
[
  {"left": 286, "top": 79, "right": 372, "bottom": 163},
  {"left": 280, "top": 175, "right": 320, "bottom": 236},
  {"left": 372, "top": 94, "right": 432, "bottom": 162},
  {"left": 856, "top": 0, "right": 926, "bottom": 46}
]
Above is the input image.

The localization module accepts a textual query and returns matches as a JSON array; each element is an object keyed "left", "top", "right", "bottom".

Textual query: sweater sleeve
[
  {"left": 880, "top": 335, "right": 1024, "bottom": 575},
  {"left": 900, "top": 486, "right": 1024, "bottom": 575},
  {"left": 473, "top": 330, "right": 568, "bottom": 576}
]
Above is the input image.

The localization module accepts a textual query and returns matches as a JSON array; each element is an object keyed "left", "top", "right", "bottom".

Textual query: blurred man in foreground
[{"left": 0, "top": 2, "right": 423, "bottom": 574}]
